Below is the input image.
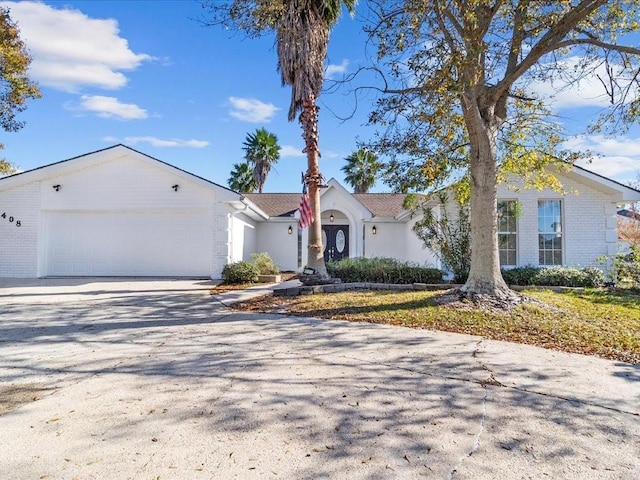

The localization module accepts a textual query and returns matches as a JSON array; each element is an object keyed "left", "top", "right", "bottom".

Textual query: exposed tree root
[{"left": 434, "top": 287, "right": 533, "bottom": 313}]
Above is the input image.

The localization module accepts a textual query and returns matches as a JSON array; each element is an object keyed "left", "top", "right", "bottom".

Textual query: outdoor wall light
[
  {"left": 288, "top": 225, "right": 293, "bottom": 234},
  {"left": 172, "top": 184, "right": 179, "bottom": 192},
  {"left": 329, "top": 213, "right": 334, "bottom": 222},
  {"left": 372, "top": 225, "right": 377, "bottom": 235},
  {"left": 52, "top": 184, "right": 61, "bottom": 192}
]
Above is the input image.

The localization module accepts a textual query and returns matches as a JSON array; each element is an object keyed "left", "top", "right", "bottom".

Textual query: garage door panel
[{"left": 45, "top": 212, "right": 212, "bottom": 276}]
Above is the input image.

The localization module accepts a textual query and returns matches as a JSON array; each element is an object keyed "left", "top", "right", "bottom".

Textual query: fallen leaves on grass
[{"left": 231, "top": 288, "right": 640, "bottom": 364}]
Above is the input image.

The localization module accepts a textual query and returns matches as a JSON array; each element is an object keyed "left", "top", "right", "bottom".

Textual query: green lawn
[{"left": 234, "top": 288, "right": 640, "bottom": 364}]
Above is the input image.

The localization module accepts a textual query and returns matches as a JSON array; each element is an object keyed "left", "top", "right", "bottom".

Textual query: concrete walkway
[{"left": 0, "top": 278, "right": 638, "bottom": 479}]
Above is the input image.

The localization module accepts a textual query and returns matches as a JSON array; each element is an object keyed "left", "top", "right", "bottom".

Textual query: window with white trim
[
  {"left": 497, "top": 200, "right": 517, "bottom": 266},
  {"left": 538, "top": 200, "right": 563, "bottom": 265}
]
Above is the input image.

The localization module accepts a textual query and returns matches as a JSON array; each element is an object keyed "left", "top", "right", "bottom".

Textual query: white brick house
[{"left": 1, "top": 145, "right": 638, "bottom": 278}]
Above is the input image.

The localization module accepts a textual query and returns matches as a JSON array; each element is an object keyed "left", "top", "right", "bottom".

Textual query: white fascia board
[
  {"left": 0, "top": 145, "right": 243, "bottom": 202},
  {"left": 561, "top": 164, "right": 640, "bottom": 202},
  {"left": 0, "top": 146, "right": 122, "bottom": 191},
  {"left": 363, "top": 216, "right": 403, "bottom": 223},
  {"left": 227, "top": 197, "right": 270, "bottom": 221}
]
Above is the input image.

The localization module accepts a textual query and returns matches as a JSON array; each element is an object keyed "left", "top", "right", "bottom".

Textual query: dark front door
[{"left": 323, "top": 225, "right": 349, "bottom": 262}]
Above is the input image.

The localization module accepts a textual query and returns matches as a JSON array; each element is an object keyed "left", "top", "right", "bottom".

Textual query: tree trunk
[
  {"left": 460, "top": 91, "right": 518, "bottom": 301},
  {"left": 300, "top": 96, "right": 328, "bottom": 277}
]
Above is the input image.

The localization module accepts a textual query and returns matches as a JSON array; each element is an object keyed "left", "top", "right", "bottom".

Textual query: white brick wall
[
  {"left": 211, "top": 202, "right": 233, "bottom": 279},
  {"left": 497, "top": 174, "right": 616, "bottom": 268},
  {"left": 0, "top": 182, "right": 40, "bottom": 277}
]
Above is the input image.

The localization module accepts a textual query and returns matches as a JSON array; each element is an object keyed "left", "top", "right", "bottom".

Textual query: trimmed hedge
[
  {"left": 327, "top": 257, "right": 444, "bottom": 284},
  {"left": 222, "top": 261, "right": 259, "bottom": 284},
  {"left": 501, "top": 265, "right": 605, "bottom": 288}
]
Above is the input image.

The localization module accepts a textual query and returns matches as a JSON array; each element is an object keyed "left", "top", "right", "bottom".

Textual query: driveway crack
[
  {"left": 333, "top": 346, "right": 639, "bottom": 417},
  {"left": 447, "top": 384, "right": 488, "bottom": 480}
]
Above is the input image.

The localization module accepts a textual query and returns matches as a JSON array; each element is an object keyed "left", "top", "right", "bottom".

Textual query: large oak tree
[{"left": 366, "top": 0, "right": 640, "bottom": 303}]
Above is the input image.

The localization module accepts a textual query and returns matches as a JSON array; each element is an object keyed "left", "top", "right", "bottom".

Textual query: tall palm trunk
[{"left": 300, "top": 95, "right": 327, "bottom": 276}]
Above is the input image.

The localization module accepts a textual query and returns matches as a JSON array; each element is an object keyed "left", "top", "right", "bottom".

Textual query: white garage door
[{"left": 44, "top": 211, "right": 212, "bottom": 277}]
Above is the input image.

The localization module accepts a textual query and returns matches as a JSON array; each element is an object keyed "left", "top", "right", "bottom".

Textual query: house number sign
[{"left": 1, "top": 212, "right": 21, "bottom": 227}]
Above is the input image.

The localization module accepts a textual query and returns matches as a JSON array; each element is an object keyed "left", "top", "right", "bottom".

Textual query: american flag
[{"left": 298, "top": 183, "right": 314, "bottom": 229}]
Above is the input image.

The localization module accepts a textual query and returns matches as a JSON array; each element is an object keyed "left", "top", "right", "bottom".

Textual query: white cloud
[
  {"left": 78, "top": 95, "right": 147, "bottom": 120},
  {"left": 323, "top": 150, "right": 344, "bottom": 159},
  {"left": 565, "top": 135, "right": 640, "bottom": 157},
  {"left": 1, "top": 1, "right": 152, "bottom": 92},
  {"left": 228, "top": 97, "right": 279, "bottom": 123},
  {"left": 280, "top": 145, "right": 305, "bottom": 157},
  {"left": 565, "top": 135, "right": 640, "bottom": 179},
  {"left": 325, "top": 59, "right": 349, "bottom": 79},
  {"left": 110, "top": 136, "right": 210, "bottom": 148},
  {"left": 528, "top": 56, "right": 633, "bottom": 110}
]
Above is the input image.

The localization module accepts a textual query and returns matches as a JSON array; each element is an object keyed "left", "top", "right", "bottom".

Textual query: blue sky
[{"left": 1, "top": 0, "right": 639, "bottom": 192}]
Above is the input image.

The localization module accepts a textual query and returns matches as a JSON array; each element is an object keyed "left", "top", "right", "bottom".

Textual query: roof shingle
[
  {"left": 245, "top": 192, "right": 413, "bottom": 218},
  {"left": 244, "top": 193, "right": 300, "bottom": 217}
]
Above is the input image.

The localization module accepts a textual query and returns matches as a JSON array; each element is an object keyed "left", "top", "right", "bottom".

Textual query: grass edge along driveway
[{"left": 232, "top": 288, "right": 640, "bottom": 364}]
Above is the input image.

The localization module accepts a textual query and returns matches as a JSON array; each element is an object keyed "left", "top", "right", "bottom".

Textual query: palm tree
[
  {"left": 342, "top": 148, "right": 381, "bottom": 193},
  {"left": 276, "top": 0, "right": 356, "bottom": 277},
  {"left": 227, "top": 162, "right": 257, "bottom": 193},
  {"left": 242, "top": 128, "right": 281, "bottom": 194}
]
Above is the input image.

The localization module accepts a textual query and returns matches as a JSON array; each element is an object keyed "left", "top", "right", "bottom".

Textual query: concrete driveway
[{"left": 0, "top": 278, "right": 638, "bottom": 479}]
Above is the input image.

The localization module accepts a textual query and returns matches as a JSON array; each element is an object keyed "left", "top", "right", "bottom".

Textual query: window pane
[
  {"left": 554, "top": 251, "right": 562, "bottom": 265},
  {"left": 539, "top": 234, "right": 549, "bottom": 248},
  {"left": 538, "top": 218, "right": 547, "bottom": 231}
]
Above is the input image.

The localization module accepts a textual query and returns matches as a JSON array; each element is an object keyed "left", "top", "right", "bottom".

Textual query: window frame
[
  {"left": 537, "top": 199, "right": 564, "bottom": 266},
  {"left": 497, "top": 199, "right": 518, "bottom": 267}
]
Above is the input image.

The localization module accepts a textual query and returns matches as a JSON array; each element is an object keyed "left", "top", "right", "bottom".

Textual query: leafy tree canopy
[
  {"left": 0, "top": 7, "right": 41, "bottom": 134},
  {"left": 0, "top": 157, "right": 16, "bottom": 176}
]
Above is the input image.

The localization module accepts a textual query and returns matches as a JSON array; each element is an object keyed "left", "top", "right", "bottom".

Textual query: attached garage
[
  {"left": 43, "top": 211, "right": 213, "bottom": 277},
  {"left": 0, "top": 145, "right": 264, "bottom": 279}
]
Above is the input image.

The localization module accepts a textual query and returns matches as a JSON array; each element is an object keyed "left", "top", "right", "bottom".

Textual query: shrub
[
  {"left": 251, "top": 252, "right": 280, "bottom": 275},
  {"left": 327, "top": 257, "right": 444, "bottom": 284},
  {"left": 610, "top": 246, "right": 640, "bottom": 288},
  {"left": 534, "top": 266, "right": 605, "bottom": 287},
  {"left": 412, "top": 190, "right": 471, "bottom": 284},
  {"left": 501, "top": 266, "right": 541, "bottom": 286},
  {"left": 501, "top": 265, "right": 605, "bottom": 287},
  {"left": 222, "top": 261, "right": 259, "bottom": 284}
]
